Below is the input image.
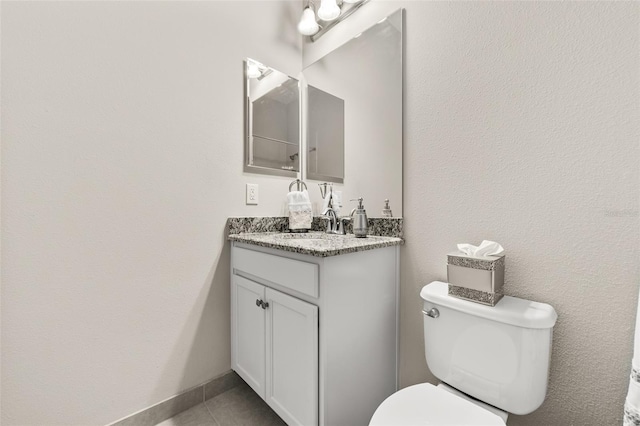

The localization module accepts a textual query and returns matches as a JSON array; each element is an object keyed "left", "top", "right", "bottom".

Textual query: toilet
[{"left": 370, "top": 281, "right": 557, "bottom": 425}]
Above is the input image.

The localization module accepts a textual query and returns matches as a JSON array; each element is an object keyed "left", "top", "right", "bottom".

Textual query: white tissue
[{"left": 457, "top": 240, "right": 505, "bottom": 257}]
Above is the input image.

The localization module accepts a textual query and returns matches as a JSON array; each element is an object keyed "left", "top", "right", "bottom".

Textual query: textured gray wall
[{"left": 305, "top": 1, "right": 639, "bottom": 424}]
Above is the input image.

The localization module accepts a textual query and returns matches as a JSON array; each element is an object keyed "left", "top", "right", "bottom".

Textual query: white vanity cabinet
[
  {"left": 233, "top": 275, "right": 318, "bottom": 426},
  {"left": 231, "top": 241, "right": 399, "bottom": 426}
]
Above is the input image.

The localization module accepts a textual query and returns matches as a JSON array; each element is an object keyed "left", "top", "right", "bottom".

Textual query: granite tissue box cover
[{"left": 447, "top": 252, "right": 505, "bottom": 306}]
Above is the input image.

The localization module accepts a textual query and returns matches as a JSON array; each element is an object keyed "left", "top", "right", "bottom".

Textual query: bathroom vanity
[
  {"left": 229, "top": 230, "right": 401, "bottom": 426},
  {"left": 234, "top": 7, "right": 404, "bottom": 424}
]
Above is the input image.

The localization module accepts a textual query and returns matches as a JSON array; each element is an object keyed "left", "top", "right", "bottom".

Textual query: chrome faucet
[
  {"left": 321, "top": 207, "right": 339, "bottom": 234},
  {"left": 321, "top": 207, "right": 351, "bottom": 235},
  {"left": 319, "top": 183, "right": 350, "bottom": 234}
]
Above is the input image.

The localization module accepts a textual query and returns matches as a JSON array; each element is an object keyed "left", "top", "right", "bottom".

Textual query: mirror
[
  {"left": 302, "top": 9, "right": 403, "bottom": 214},
  {"left": 306, "top": 85, "right": 344, "bottom": 183},
  {"left": 244, "top": 59, "right": 300, "bottom": 177}
]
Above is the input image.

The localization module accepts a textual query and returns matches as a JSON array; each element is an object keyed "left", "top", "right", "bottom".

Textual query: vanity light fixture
[
  {"left": 297, "top": 0, "right": 370, "bottom": 41},
  {"left": 298, "top": 4, "right": 320, "bottom": 36},
  {"left": 246, "top": 60, "right": 262, "bottom": 79},
  {"left": 317, "top": 0, "right": 340, "bottom": 21},
  {"left": 246, "top": 59, "right": 272, "bottom": 80}
]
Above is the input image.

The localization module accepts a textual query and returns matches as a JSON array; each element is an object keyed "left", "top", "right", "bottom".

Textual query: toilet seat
[{"left": 369, "top": 383, "right": 506, "bottom": 426}]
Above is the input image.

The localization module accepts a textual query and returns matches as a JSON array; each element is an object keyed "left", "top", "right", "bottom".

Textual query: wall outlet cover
[{"left": 246, "top": 184, "right": 259, "bottom": 205}]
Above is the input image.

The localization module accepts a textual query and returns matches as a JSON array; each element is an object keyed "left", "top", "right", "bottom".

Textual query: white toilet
[{"left": 370, "top": 281, "right": 557, "bottom": 425}]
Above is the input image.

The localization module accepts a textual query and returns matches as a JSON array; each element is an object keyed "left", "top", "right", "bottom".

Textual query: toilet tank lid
[{"left": 421, "top": 281, "right": 557, "bottom": 329}]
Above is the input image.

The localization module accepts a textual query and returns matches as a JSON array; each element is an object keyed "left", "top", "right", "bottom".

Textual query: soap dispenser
[
  {"left": 350, "top": 197, "right": 369, "bottom": 238},
  {"left": 382, "top": 199, "right": 393, "bottom": 217}
]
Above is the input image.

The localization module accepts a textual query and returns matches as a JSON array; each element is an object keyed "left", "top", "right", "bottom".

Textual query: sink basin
[
  {"left": 271, "top": 232, "right": 344, "bottom": 248},
  {"left": 291, "top": 239, "right": 334, "bottom": 248},
  {"left": 273, "top": 233, "right": 335, "bottom": 240}
]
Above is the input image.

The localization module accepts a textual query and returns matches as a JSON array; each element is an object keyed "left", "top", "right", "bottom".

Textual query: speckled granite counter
[
  {"left": 229, "top": 232, "right": 403, "bottom": 257},
  {"left": 227, "top": 216, "right": 403, "bottom": 238}
]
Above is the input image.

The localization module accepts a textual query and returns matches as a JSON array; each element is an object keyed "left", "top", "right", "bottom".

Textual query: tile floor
[{"left": 157, "top": 379, "right": 286, "bottom": 426}]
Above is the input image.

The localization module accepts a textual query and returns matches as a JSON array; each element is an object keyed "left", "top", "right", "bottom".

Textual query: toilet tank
[{"left": 421, "top": 281, "right": 557, "bottom": 415}]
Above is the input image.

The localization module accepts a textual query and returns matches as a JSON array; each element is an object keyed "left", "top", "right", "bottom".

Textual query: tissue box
[{"left": 447, "top": 251, "right": 505, "bottom": 306}]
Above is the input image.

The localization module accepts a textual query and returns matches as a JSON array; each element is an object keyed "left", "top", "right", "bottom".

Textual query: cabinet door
[
  {"left": 265, "top": 288, "right": 318, "bottom": 426},
  {"left": 231, "top": 275, "right": 266, "bottom": 399}
]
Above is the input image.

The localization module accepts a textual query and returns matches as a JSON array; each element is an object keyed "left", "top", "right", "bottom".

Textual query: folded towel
[
  {"left": 287, "top": 190, "right": 312, "bottom": 210},
  {"left": 332, "top": 190, "right": 342, "bottom": 215},
  {"left": 321, "top": 194, "right": 332, "bottom": 214},
  {"left": 288, "top": 190, "right": 312, "bottom": 230}
]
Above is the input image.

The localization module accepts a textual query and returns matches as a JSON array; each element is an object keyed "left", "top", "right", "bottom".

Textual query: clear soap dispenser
[{"left": 350, "top": 197, "right": 369, "bottom": 238}]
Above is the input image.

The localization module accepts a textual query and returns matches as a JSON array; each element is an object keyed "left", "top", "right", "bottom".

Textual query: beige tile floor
[{"left": 157, "top": 379, "right": 286, "bottom": 426}]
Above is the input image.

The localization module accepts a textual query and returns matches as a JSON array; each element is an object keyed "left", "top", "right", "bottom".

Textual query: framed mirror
[
  {"left": 302, "top": 9, "right": 403, "bottom": 214},
  {"left": 244, "top": 58, "right": 300, "bottom": 177}
]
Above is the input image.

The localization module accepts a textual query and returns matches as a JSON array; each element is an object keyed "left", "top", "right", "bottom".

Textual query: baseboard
[{"left": 107, "top": 370, "right": 242, "bottom": 426}]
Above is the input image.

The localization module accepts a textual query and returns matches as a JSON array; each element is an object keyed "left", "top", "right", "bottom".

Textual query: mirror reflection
[
  {"left": 307, "top": 85, "right": 344, "bottom": 183},
  {"left": 244, "top": 59, "right": 300, "bottom": 177},
  {"left": 302, "top": 9, "right": 403, "bottom": 214}
]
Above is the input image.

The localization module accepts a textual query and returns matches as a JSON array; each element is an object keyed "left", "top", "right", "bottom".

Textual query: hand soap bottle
[
  {"left": 350, "top": 197, "right": 369, "bottom": 238},
  {"left": 382, "top": 199, "right": 393, "bottom": 217}
]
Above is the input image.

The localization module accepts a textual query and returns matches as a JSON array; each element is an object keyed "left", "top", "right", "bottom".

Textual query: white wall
[
  {"left": 3, "top": 1, "right": 639, "bottom": 425},
  {"left": 304, "top": 1, "right": 640, "bottom": 425},
  {"left": 1, "top": 2, "right": 301, "bottom": 425}
]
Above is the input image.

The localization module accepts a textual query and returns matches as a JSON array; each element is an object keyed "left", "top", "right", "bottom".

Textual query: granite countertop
[{"left": 228, "top": 231, "right": 403, "bottom": 258}]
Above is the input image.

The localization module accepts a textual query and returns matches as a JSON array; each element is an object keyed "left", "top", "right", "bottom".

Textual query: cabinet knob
[
  {"left": 262, "top": 301, "right": 269, "bottom": 309},
  {"left": 256, "top": 299, "right": 262, "bottom": 307}
]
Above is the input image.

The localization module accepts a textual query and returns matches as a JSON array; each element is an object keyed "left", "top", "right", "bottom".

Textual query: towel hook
[
  {"left": 318, "top": 182, "right": 333, "bottom": 199},
  {"left": 319, "top": 183, "right": 327, "bottom": 199},
  {"left": 289, "top": 179, "right": 308, "bottom": 192}
]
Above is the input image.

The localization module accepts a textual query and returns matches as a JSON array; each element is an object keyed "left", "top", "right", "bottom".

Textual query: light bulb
[
  {"left": 317, "top": 0, "right": 340, "bottom": 21},
  {"left": 246, "top": 61, "right": 261, "bottom": 79},
  {"left": 297, "top": 7, "right": 319, "bottom": 36}
]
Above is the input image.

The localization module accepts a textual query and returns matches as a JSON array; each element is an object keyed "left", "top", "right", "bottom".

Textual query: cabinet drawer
[{"left": 233, "top": 247, "right": 319, "bottom": 298}]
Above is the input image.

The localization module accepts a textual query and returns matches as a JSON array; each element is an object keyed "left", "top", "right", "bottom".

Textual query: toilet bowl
[
  {"left": 369, "top": 281, "right": 557, "bottom": 425},
  {"left": 369, "top": 383, "right": 505, "bottom": 426}
]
